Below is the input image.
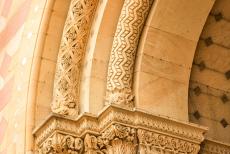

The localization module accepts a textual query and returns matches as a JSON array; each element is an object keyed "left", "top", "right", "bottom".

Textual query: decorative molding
[
  {"left": 34, "top": 105, "right": 207, "bottom": 153},
  {"left": 200, "top": 139, "right": 230, "bottom": 154},
  {"left": 138, "top": 129, "right": 200, "bottom": 154},
  {"left": 106, "top": 0, "right": 154, "bottom": 108},
  {"left": 37, "top": 124, "right": 137, "bottom": 154},
  {"left": 34, "top": 114, "right": 99, "bottom": 146},
  {"left": 51, "top": 0, "right": 98, "bottom": 116}
]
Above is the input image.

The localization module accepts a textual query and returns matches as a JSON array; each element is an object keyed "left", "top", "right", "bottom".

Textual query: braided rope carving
[
  {"left": 106, "top": 0, "right": 154, "bottom": 108},
  {"left": 51, "top": 0, "right": 98, "bottom": 116}
]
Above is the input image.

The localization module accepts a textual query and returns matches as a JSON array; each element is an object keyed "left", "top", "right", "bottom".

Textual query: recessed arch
[
  {"left": 134, "top": 0, "right": 215, "bottom": 121},
  {"left": 79, "top": 0, "right": 125, "bottom": 114}
]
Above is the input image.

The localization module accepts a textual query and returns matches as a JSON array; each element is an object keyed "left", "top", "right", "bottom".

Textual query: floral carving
[
  {"left": 97, "top": 124, "right": 137, "bottom": 154},
  {"left": 38, "top": 133, "right": 83, "bottom": 154},
  {"left": 83, "top": 125, "right": 138, "bottom": 154},
  {"left": 35, "top": 107, "right": 206, "bottom": 154},
  {"left": 51, "top": 0, "right": 98, "bottom": 116},
  {"left": 106, "top": 0, "right": 154, "bottom": 108},
  {"left": 100, "top": 124, "right": 136, "bottom": 143}
]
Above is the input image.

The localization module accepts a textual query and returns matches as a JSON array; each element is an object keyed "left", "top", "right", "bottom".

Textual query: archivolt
[
  {"left": 51, "top": 0, "right": 99, "bottom": 116},
  {"left": 106, "top": 0, "right": 154, "bottom": 108}
]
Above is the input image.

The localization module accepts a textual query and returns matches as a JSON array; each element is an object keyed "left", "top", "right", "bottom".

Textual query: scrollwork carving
[
  {"left": 106, "top": 0, "right": 154, "bottom": 108},
  {"left": 137, "top": 129, "right": 200, "bottom": 154},
  {"left": 51, "top": 0, "right": 98, "bottom": 116},
  {"left": 83, "top": 125, "right": 138, "bottom": 154}
]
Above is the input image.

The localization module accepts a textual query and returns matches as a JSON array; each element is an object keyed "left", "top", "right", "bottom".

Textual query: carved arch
[
  {"left": 51, "top": 0, "right": 99, "bottom": 116},
  {"left": 106, "top": 0, "right": 155, "bottom": 108}
]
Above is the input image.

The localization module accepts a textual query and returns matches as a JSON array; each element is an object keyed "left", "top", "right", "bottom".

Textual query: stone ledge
[{"left": 34, "top": 105, "right": 207, "bottom": 147}]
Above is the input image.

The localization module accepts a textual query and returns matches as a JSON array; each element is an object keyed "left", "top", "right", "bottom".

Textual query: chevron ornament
[{"left": 106, "top": 0, "right": 154, "bottom": 108}]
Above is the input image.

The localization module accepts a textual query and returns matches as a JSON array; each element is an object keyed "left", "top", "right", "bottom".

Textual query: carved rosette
[
  {"left": 51, "top": 0, "right": 98, "bottom": 116},
  {"left": 106, "top": 0, "right": 154, "bottom": 108},
  {"left": 138, "top": 129, "right": 200, "bottom": 154}
]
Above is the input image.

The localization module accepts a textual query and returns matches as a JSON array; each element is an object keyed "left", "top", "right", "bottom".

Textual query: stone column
[
  {"left": 51, "top": 0, "right": 98, "bottom": 116},
  {"left": 106, "top": 0, "right": 154, "bottom": 108}
]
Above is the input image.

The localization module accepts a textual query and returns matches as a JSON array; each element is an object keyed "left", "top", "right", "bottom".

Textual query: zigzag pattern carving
[
  {"left": 106, "top": 0, "right": 154, "bottom": 108},
  {"left": 51, "top": 0, "right": 98, "bottom": 116}
]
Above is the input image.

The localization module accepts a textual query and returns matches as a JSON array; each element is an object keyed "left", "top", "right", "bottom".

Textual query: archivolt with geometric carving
[
  {"left": 106, "top": 0, "right": 154, "bottom": 108},
  {"left": 51, "top": 0, "right": 98, "bottom": 116}
]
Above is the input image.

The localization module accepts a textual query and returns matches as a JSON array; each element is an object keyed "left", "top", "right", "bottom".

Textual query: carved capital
[
  {"left": 38, "top": 133, "right": 83, "bottom": 154},
  {"left": 106, "top": 88, "right": 134, "bottom": 109},
  {"left": 34, "top": 106, "right": 207, "bottom": 154},
  {"left": 83, "top": 124, "right": 137, "bottom": 154},
  {"left": 84, "top": 134, "right": 104, "bottom": 154},
  {"left": 99, "top": 124, "right": 137, "bottom": 154}
]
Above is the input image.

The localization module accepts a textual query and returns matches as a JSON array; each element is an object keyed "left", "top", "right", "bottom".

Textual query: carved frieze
[
  {"left": 138, "top": 129, "right": 200, "bottom": 154},
  {"left": 200, "top": 139, "right": 230, "bottom": 154},
  {"left": 34, "top": 106, "right": 207, "bottom": 154},
  {"left": 51, "top": 0, "right": 98, "bottom": 116}
]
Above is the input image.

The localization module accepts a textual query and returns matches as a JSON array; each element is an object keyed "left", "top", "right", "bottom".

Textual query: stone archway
[{"left": 30, "top": 0, "right": 230, "bottom": 153}]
